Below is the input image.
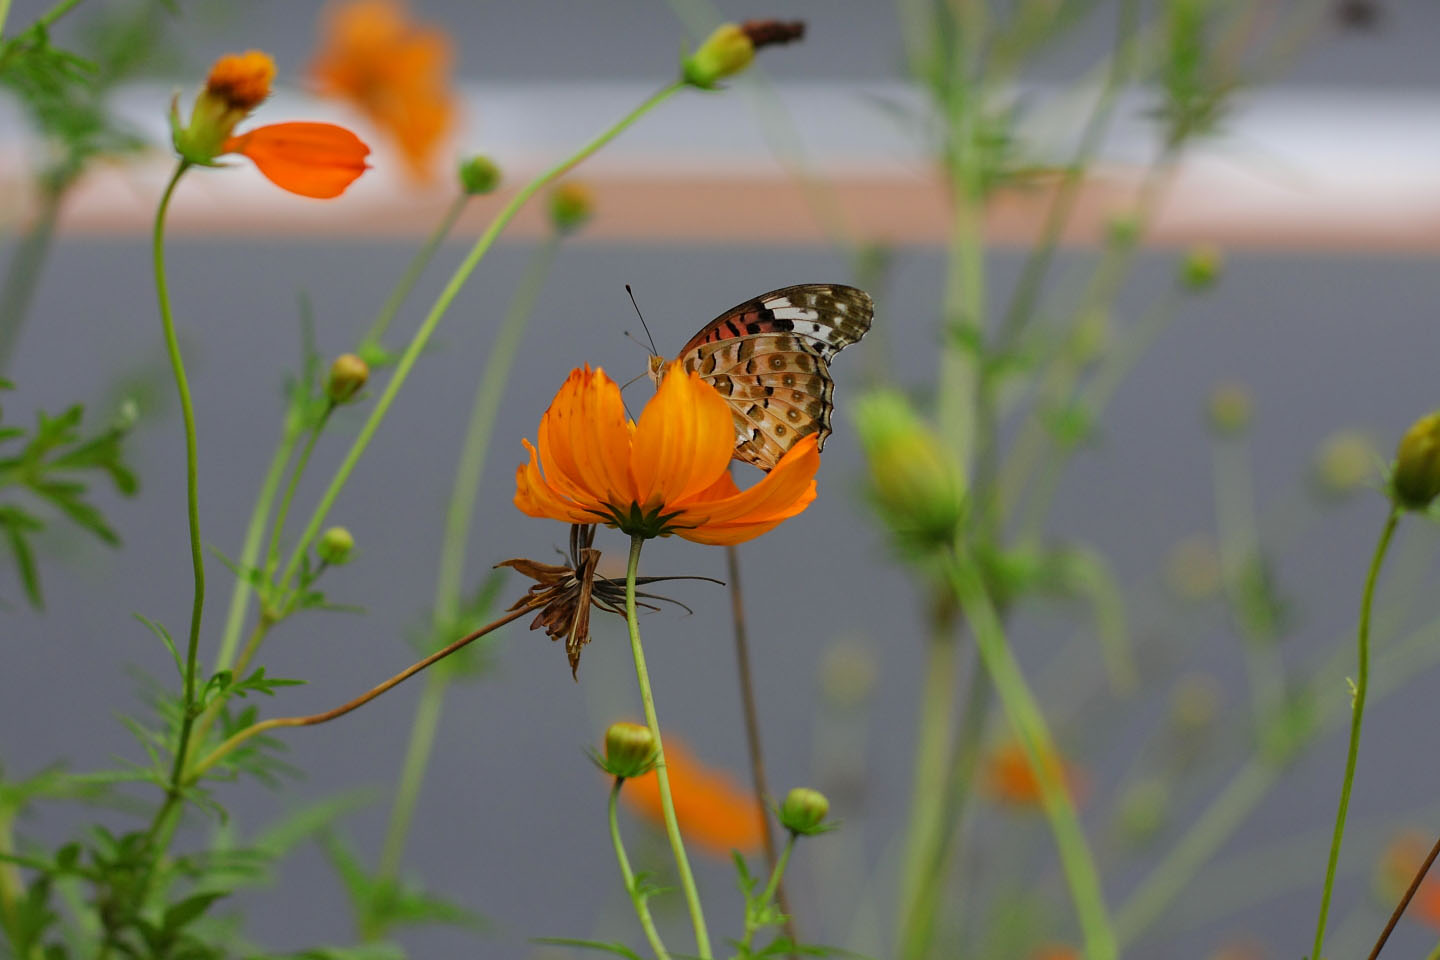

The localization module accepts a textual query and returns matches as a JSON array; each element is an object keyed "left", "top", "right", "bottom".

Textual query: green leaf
[
  {"left": 162, "top": 891, "right": 227, "bottom": 932},
  {"left": 530, "top": 938, "right": 644, "bottom": 960},
  {"left": 134, "top": 613, "right": 185, "bottom": 682},
  {"left": 1, "top": 507, "right": 44, "bottom": 608}
]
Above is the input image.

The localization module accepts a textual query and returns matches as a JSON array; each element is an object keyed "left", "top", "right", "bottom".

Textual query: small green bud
[
  {"left": 1312, "top": 429, "right": 1376, "bottom": 499},
  {"left": 1068, "top": 309, "right": 1110, "bottom": 365},
  {"left": 600, "top": 722, "right": 657, "bottom": 779},
  {"left": 1115, "top": 777, "right": 1170, "bottom": 847},
  {"left": 1207, "top": 382, "right": 1252, "bottom": 436},
  {"left": 682, "top": 23, "right": 755, "bottom": 89},
  {"left": 326, "top": 353, "right": 370, "bottom": 405},
  {"left": 548, "top": 182, "right": 594, "bottom": 233},
  {"left": 854, "top": 390, "right": 966, "bottom": 554},
  {"left": 458, "top": 155, "right": 501, "bottom": 195},
  {"left": 778, "top": 787, "right": 831, "bottom": 836},
  {"left": 1391, "top": 411, "right": 1440, "bottom": 511},
  {"left": 1106, "top": 215, "right": 1141, "bottom": 249},
  {"left": 317, "top": 526, "right": 355, "bottom": 565},
  {"left": 1179, "top": 243, "right": 1223, "bottom": 291},
  {"left": 818, "top": 641, "right": 877, "bottom": 710}
]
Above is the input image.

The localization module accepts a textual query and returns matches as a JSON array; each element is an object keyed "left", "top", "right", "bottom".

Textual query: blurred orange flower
[
  {"left": 1379, "top": 831, "right": 1440, "bottom": 928},
  {"left": 310, "top": 0, "right": 457, "bottom": 181},
  {"left": 1028, "top": 945, "right": 1080, "bottom": 960},
  {"left": 515, "top": 364, "right": 819, "bottom": 546},
  {"left": 622, "top": 736, "right": 765, "bottom": 857},
  {"left": 982, "top": 740, "right": 1086, "bottom": 808}
]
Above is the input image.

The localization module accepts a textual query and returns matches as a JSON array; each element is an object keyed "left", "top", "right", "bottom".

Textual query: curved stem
[
  {"left": 624, "top": 534, "right": 711, "bottom": 959},
  {"left": 946, "top": 552, "right": 1116, "bottom": 960},
  {"left": 1311, "top": 507, "right": 1402, "bottom": 960},
  {"left": 362, "top": 192, "right": 470, "bottom": 350},
  {"left": 151, "top": 159, "right": 206, "bottom": 804},
  {"left": 610, "top": 778, "right": 671, "bottom": 960},
  {"left": 275, "top": 82, "right": 683, "bottom": 595}
]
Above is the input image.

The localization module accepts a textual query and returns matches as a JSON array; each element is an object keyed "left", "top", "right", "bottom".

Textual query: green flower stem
[
  {"left": 150, "top": 159, "right": 206, "bottom": 808},
  {"left": 0, "top": 807, "right": 20, "bottom": 936},
  {"left": 946, "top": 552, "right": 1117, "bottom": 960},
  {"left": 1311, "top": 506, "right": 1402, "bottom": 960},
  {"left": 372, "top": 235, "right": 560, "bottom": 899},
  {"left": 895, "top": 604, "right": 958, "bottom": 960},
  {"left": 0, "top": 185, "right": 62, "bottom": 372},
  {"left": 274, "top": 81, "right": 684, "bottom": 596},
  {"left": 361, "top": 192, "right": 470, "bottom": 351},
  {"left": 609, "top": 778, "right": 671, "bottom": 960},
  {"left": 213, "top": 420, "right": 302, "bottom": 672},
  {"left": 624, "top": 534, "right": 711, "bottom": 959},
  {"left": 265, "top": 408, "right": 331, "bottom": 582},
  {"left": 0, "top": 0, "right": 11, "bottom": 37},
  {"left": 742, "top": 832, "right": 797, "bottom": 953}
]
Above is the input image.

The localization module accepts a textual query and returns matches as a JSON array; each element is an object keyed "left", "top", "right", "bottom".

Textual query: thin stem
[
  {"left": 361, "top": 192, "right": 470, "bottom": 350},
  {"left": 0, "top": 186, "right": 62, "bottom": 372},
  {"left": 187, "top": 606, "right": 531, "bottom": 781},
  {"left": 1311, "top": 507, "right": 1402, "bottom": 960},
  {"left": 0, "top": 807, "right": 20, "bottom": 937},
  {"left": 265, "top": 409, "right": 330, "bottom": 580},
  {"left": 946, "top": 553, "right": 1117, "bottom": 960},
  {"left": 609, "top": 778, "right": 671, "bottom": 960},
  {"left": 896, "top": 602, "right": 958, "bottom": 960},
  {"left": 742, "top": 833, "right": 797, "bottom": 953},
  {"left": 275, "top": 82, "right": 684, "bottom": 595},
  {"left": 374, "top": 669, "right": 447, "bottom": 896},
  {"left": 1368, "top": 830, "right": 1440, "bottom": 960},
  {"left": 150, "top": 159, "right": 205, "bottom": 807},
  {"left": 725, "top": 541, "right": 796, "bottom": 945},
  {"left": 624, "top": 534, "right": 711, "bottom": 959}
]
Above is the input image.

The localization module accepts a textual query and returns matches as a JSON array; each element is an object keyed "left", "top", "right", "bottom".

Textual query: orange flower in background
[
  {"left": 622, "top": 736, "right": 765, "bottom": 857},
  {"left": 982, "top": 740, "right": 1086, "bottom": 808},
  {"left": 173, "top": 50, "right": 370, "bottom": 199},
  {"left": 1378, "top": 831, "right": 1440, "bottom": 929},
  {"left": 515, "top": 364, "right": 819, "bottom": 546},
  {"left": 1028, "top": 946, "right": 1080, "bottom": 960},
  {"left": 310, "top": 0, "right": 457, "bottom": 181}
]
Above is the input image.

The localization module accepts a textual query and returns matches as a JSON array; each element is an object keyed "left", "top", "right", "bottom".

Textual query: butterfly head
[{"left": 646, "top": 353, "right": 668, "bottom": 389}]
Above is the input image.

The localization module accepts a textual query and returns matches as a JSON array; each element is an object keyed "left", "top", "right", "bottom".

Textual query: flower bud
[
  {"left": 682, "top": 20, "right": 805, "bottom": 89},
  {"left": 779, "top": 787, "right": 830, "bottom": 836},
  {"left": 601, "top": 722, "right": 658, "bottom": 779},
  {"left": 172, "top": 50, "right": 276, "bottom": 165},
  {"left": 854, "top": 390, "right": 965, "bottom": 553},
  {"left": 1206, "top": 382, "right": 1252, "bottom": 436},
  {"left": 325, "top": 353, "right": 369, "bottom": 404},
  {"left": 1392, "top": 411, "right": 1440, "bottom": 511},
  {"left": 1179, "top": 243, "right": 1223, "bottom": 291},
  {"left": 458, "top": 155, "right": 501, "bottom": 195},
  {"left": 1312, "top": 429, "right": 1376, "bottom": 499},
  {"left": 317, "top": 526, "right": 355, "bottom": 565},
  {"left": 548, "top": 182, "right": 593, "bottom": 233},
  {"left": 818, "top": 641, "right": 876, "bottom": 710},
  {"left": 1115, "top": 777, "right": 1169, "bottom": 847}
]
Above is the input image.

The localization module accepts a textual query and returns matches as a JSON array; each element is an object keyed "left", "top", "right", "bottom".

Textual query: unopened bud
[
  {"left": 1392, "top": 411, "right": 1440, "bottom": 511},
  {"left": 1313, "top": 429, "right": 1376, "bottom": 499},
  {"left": 1207, "top": 382, "right": 1252, "bottom": 436},
  {"left": 683, "top": 24, "right": 756, "bottom": 88},
  {"left": 854, "top": 390, "right": 966, "bottom": 554},
  {"left": 326, "top": 353, "right": 369, "bottom": 404},
  {"left": 172, "top": 50, "right": 276, "bottom": 165},
  {"left": 458, "top": 155, "right": 501, "bottom": 195},
  {"left": 601, "top": 722, "right": 657, "bottom": 779},
  {"left": 1180, "top": 243, "right": 1223, "bottom": 291},
  {"left": 317, "top": 526, "right": 355, "bottom": 565},
  {"left": 779, "top": 787, "right": 831, "bottom": 836},
  {"left": 549, "top": 182, "right": 594, "bottom": 233},
  {"left": 1116, "top": 778, "right": 1169, "bottom": 847},
  {"left": 818, "top": 641, "right": 877, "bottom": 710}
]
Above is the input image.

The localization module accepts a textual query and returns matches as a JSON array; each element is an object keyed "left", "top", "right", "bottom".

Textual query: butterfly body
[{"left": 649, "top": 283, "right": 873, "bottom": 471}]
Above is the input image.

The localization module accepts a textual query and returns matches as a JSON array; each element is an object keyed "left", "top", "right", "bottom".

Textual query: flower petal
[
  {"left": 537, "top": 367, "right": 634, "bottom": 510},
  {"left": 630, "top": 362, "right": 734, "bottom": 510},
  {"left": 670, "top": 433, "right": 820, "bottom": 540},
  {"left": 515, "top": 439, "right": 606, "bottom": 524},
  {"left": 225, "top": 121, "right": 371, "bottom": 198}
]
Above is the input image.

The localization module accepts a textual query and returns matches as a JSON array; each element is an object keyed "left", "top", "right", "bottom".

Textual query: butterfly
[{"left": 646, "top": 283, "right": 874, "bottom": 472}]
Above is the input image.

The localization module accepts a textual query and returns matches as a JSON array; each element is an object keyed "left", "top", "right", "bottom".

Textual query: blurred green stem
[
  {"left": 361, "top": 192, "right": 470, "bottom": 352},
  {"left": 742, "top": 833, "right": 797, "bottom": 953},
  {"left": 946, "top": 552, "right": 1117, "bottom": 960},
  {"left": 625, "top": 534, "right": 711, "bottom": 959},
  {"left": 264, "top": 409, "right": 331, "bottom": 581},
  {"left": 0, "top": 808, "right": 19, "bottom": 939},
  {"left": 1311, "top": 506, "right": 1402, "bottom": 960},
  {"left": 0, "top": 186, "right": 61, "bottom": 372},
  {"left": 372, "top": 668, "right": 445, "bottom": 907},
  {"left": 895, "top": 600, "right": 958, "bottom": 960},
  {"left": 274, "top": 82, "right": 683, "bottom": 596},
  {"left": 609, "top": 779, "right": 671, "bottom": 960}
]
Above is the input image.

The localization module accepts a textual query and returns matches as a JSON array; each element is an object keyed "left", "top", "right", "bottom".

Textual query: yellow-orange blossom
[{"left": 515, "top": 363, "right": 818, "bottom": 545}]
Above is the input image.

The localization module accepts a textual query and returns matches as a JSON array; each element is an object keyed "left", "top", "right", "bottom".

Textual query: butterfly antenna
[
  {"left": 622, "top": 330, "right": 653, "bottom": 353},
  {"left": 626, "top": 284, "right": 659, "bottom": 355},
  {"left": 618, "top": 370, "right": 648, "bottom": 392}
]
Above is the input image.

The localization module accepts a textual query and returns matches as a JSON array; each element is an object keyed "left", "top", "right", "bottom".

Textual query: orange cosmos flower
[
  {"left": 1379, "top": 831, "right": 1440, "bottom": 929},
  {"left": 982, "top": 740, "right": 1086, "bottom": 808},
  {"left": 310, "top": 0, "right": 457, "bottom": 181},
  {"left": 514, "top": 363, "right": 819, "bottom": 546},
  {"left": 622, "top": 736, "right": 765, "bottom": 857},
  {"left": 173, "top": 50, "right": 371, "bottom": 199}
]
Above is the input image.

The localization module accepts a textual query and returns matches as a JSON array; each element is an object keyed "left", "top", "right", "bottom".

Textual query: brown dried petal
[{"left": 740, "top": 19, "right": 806, "bottom": 49}]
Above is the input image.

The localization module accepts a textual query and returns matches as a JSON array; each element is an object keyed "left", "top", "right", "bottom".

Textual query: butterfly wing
[{"left": 678, "top": 284, "right": 873, "bottom": 471}]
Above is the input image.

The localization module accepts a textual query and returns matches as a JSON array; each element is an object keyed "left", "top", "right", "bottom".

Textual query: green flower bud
[
  {"left": 778, "top": 787, "right": 831, "bottom": 836},
  {"left": 1392, "top": 411, "right": 1440, "bottom": 511},
  {"left": 1179, "top": 243, "right": 1223, "bottom": 291},
  {"left": 317, "top": 526, "right": 355, "bottom": 565},
  {"left": 1115, "top": 777, "right": 1170, "bottom": 847},
  {"left": 326, "top": 353, "right": 369, "bottom": 405},
  {"left": 854, "top": 390, "right": 966, "bottom": 554},
  {"left": 599, "top": 721, "right": 658, "bottom": 779},
  {"left": 818, "top": 641, "right": 877, "bottom": 710},
  {"left": 682, "top": 20, "right": 805, "bottom": 89},
  {"left": 1312, "top": 429, "right": 1376, "bottom": 499},
  {"left": 548, "top": 182, "right": 594, "bottom": 233},
  {"left": 1207, "top": 382, "right": 1252, "bottom": 436},
  {"left": 458, "top": 155, "right": 501, "bottom": 195}
]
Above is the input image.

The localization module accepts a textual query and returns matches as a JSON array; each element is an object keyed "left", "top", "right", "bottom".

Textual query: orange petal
[
  {"left": 514, "top": 440, "right": 604, "bottom": 524},
  {"left": 630, "top": 362, "right": 734, "bottom": 511},
  {"left": 669, "top": 432, "right": 820, "bottom": 540},
  {"left": 224, "top": 122, "right": 370, "bottom": 198},
  {"left": 536, "top": 367, "right": 634, "bottom": 510}
]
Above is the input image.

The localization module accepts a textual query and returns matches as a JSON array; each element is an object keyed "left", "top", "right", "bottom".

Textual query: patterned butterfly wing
[{"left": 677, "top": 284, "right": 873, "bottom": 471}]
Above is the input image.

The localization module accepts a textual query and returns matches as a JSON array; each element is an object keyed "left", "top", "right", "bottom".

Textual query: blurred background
[{"left": 2, "top": 2, "right": 1439, "bottom": 958}]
